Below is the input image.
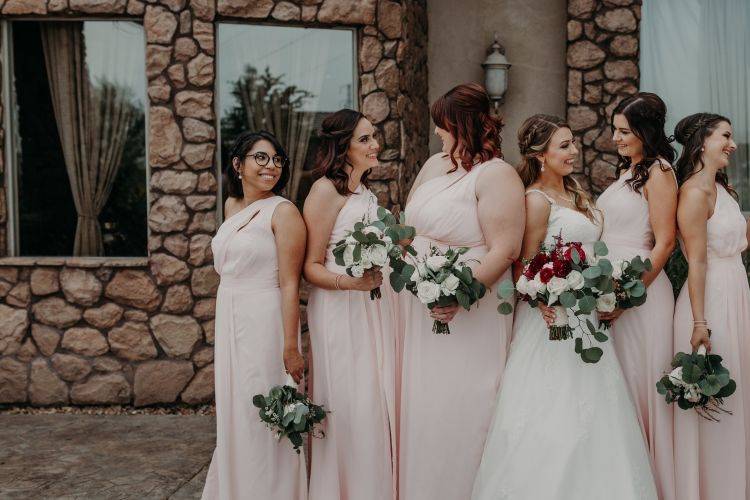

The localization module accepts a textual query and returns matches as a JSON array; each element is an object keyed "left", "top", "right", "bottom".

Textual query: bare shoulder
[
  {"left": 525, "top": 190, "right": 552, "bottom": 214},
  {"left": 649, "top": 157, "right": 674, "bottom": 173},
  {"left": 308, "top": 177, "right": 339, "bottom": 198},
  {"left": 272, "top": 199, "right": 302, "bottom": 221},
  {"left": 417, "top": 152, "right": 450, "bottom": 179},
  {"left": 224, "top": 196, "right": 242, "bottom": 219},
  {"left": 678, "top": 183, "right": 711, "bottom": 215}
]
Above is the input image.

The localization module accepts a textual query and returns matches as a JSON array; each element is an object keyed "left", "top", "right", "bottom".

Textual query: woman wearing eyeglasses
[
  {"left": 303, "top": 109, "right": 397, "bottom": 500},
  {"left": 203, "top": 131, "right": 308, "bottom": 500}
]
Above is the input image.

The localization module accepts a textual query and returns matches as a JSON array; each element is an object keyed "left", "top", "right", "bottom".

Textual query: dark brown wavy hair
[
  {"left": 674, "top": 112, "right": 737, "bottom": 198},
  {"left": 517, "top": 114, "right": 598, "bottom": 220},
  {"left": 611, "top": 92, "right": 676, "bottom": 193},
  {"left": 430, "top": 82, "right": 504, "bottom": 173},
  {"left": 314, "top": 109, "right": 370, "bottom": 196}
]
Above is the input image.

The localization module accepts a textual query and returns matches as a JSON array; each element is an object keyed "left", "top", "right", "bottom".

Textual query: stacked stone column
[{"left": 566, "top": 0, "right": 641, "bottom": 194}]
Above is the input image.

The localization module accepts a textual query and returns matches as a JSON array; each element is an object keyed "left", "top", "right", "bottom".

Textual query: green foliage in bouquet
[
  {"left": 656, "top": 344, "right": 736, "bottom": 421},
  {"left": 252, "top": 384, "right": 328, "bottom": 453}
]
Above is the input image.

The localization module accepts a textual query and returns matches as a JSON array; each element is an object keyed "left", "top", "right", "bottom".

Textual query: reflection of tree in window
[
  {"left": 221, "top": 65, "right": 320, "bottom": 206},
  {"left": 12, "top": 21, "right": 146, "bottom": 257}
]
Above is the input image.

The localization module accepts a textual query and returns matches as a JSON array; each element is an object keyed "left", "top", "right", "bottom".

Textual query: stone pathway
[{"left": 0, "top": 414, "right": 215, "bottom": 499}]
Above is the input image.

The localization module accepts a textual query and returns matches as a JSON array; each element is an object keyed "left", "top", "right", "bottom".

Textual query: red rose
[
  {"left": 539, "top": 266, "right": 554, "bottom": 283},
  {"left": 553, "top": 259, "right": 570, "bottom": 278},
  {"left": 564, "top": 243, "right": 585, "bottom": 262}
]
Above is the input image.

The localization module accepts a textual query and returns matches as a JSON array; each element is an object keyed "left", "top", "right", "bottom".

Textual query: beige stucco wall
[{"left": 427, "top": 0, "right": 567, "bottom": 166}]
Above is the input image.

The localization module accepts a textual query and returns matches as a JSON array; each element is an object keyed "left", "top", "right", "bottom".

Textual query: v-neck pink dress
[
  {"left": 203, "top": 195, "right": 307, "bottom": 500},
  {"left": 597, "top": 167, "right": 676, "bottom": 500},
  {"left": 399, "top": 154, "right": 512, "bottom": 500},
  {"left": 674, "top": 184, "right": 750, "bottom": 500}
]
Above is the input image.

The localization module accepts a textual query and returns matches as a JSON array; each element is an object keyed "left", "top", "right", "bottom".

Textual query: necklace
[{"left": 542, "top": 188, "right": 574, "bottom": 205}]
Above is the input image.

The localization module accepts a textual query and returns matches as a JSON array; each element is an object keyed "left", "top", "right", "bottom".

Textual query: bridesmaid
[
  {"left": 673, "top": 113, "right": 749, "bottom": 500},
  {"left": 303, "top": 109, "right": 397, "bottom": 500},
  {"left": 399, "top": 83, "right": 525, "bottom": 500},
  {"left": 203, "top": 131, "right": 307, "bottom": 500},
  {"left": 597, "top": 92, "right": 677, "bottom": 500}
]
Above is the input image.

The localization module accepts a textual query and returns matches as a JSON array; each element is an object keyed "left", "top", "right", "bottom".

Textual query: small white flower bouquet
[
  {"left": 252, "top": 376, "right": 328, "bottom": 453},
  {"left": 399, "top": 245, "right": 486, "bottom": 334},
  {"left": 332, "top": 207, "right": 415, "bottom": 300},
  {"left": 656, "top": 343, "right": 737, "bottom": 421},
  {"left": 597, "top": 255, "right": 651, "bottom": 329}
]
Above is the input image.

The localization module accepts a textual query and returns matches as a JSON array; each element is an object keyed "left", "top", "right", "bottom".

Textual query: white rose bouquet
[
  {"left": 395, "top": 245, "right": 486, "bottom": 334},
  {"left": 498, "top": 235, "right": 648, "bottom": 364},
  {"left": 656, "top": 342, "right": 736, "bottom": 421},
  {"left": 252, "top": 375, "right": 328, "bottom": 453},
  {"left": 332, "top": 206, "right": 415, "bottom": 300},
  {"left": 597, "top": 256, "right": 651, "bottom": 329}
]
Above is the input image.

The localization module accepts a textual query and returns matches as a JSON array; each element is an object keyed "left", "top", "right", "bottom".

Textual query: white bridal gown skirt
[{"left": 472, "top": 302, "right": 658, "bottom": 500}]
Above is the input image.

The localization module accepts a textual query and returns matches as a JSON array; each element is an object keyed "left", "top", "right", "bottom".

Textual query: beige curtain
[
  {"left": 237, "top": 76, "right": 315, "bottom": 201},
  {"left": 40, "top": 23, "right": 134, "bottom": 256}
]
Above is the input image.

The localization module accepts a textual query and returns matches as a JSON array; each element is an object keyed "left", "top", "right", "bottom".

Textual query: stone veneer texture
[
  {"left": 566, "top": 0, "right": 641, "bottom": 194},
  {"left": 0, "top": 0, "right": 428, "bottom": 406}
]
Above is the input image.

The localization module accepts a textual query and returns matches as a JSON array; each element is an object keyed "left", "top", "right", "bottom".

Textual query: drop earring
[{"left": 540, "top": 159, "right": 545, "bottom": 172}]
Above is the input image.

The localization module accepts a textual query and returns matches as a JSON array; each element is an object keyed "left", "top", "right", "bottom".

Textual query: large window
[
  {"left": 217, "top": 24, "right": 356, "bottom": 207},
  {"left": 7, "top": 21, "right": 147, "bottom": 256},
  {"left": 640, "top": 0, "right": 749, "bottom": 208}
]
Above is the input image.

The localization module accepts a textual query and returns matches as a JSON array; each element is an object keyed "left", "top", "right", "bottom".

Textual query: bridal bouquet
[
  {"left": 656, "top": 343, "right": 736, "bottom": 421},
  {"left": 252, "top": 376, "right": 328, "bottom": 453},
  {"left": 597, "top": 255, "right": 651, "bottom": 329},
  {"left": 497, "top": 235, "right": 647, "bottom": 364},
  {"left": 332, "top": 206, "right": 415, "bottom": 300},
  {"left": 396, "top": 245, "right": 486, "bottom": 334}
]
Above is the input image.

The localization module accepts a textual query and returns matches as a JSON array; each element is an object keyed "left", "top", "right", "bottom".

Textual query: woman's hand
[
  {"left": 598, "top": 308, "right": 624, "bottom": 324},
  {"left": 343, "top": 268, "right": 383, "bottom": 292},
  {"left": 537, "top": 303, "right": 556, "bottom": 326},
  {"left": 690, "top": 325, "right": 712, "bottom": 353},
  {"left": 283, "top": 347, "right": 305, "bottom": 384},
  {"left": 430, "top": 302, "right": 460, "bottom": 324}
]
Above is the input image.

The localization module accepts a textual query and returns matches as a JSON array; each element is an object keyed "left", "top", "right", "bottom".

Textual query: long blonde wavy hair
[{"left": 517, "top": 114, "right": 598, "bottom": 221}]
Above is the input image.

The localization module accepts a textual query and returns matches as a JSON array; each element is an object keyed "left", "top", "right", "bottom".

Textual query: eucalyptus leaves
[
  {"left": 497, "top": 236, "right": 651, "bottom": 364},
  {"left": 656, "top": 344, "right": 737, "bottom": 421},
  {"left": 332, "top": 207, "right": 416, "bottom": 300}
]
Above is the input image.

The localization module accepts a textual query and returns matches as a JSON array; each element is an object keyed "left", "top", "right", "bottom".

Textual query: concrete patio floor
[{"left": 0, "top": 414, "right": 216, "bottom": 499}]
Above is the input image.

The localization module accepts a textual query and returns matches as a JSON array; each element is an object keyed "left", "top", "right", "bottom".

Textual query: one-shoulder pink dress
[
  {"left": 674, "top": 184, "right": 750, "bottom": 500},
  {"left": 399, "top": 154, "right": 512, "bottom": 500},
  {"left": 307, "top": 185, "right": 397, "bottom": 500},
  {"left": 598, "top": 168, "right": 676, "bottom": 500},
  {"left": 203, "top": 195, "right": 307, "bottom": 500}
]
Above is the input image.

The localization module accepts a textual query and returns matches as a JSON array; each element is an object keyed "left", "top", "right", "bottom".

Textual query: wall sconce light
[{"left": 482, "top": 34, "right": 511, "bottom": 111}]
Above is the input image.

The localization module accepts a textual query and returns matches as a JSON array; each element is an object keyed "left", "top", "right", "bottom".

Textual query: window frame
[
  {"left": 213, "top": 21, "right": 359, "bottom": 221},
  {"left": 1, "top": 18, "right": 151, "bottom": 259}
]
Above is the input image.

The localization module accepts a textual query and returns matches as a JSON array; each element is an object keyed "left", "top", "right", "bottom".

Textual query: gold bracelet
[{"left": 335, "top": 274, "right": 343, "bottom": 290}]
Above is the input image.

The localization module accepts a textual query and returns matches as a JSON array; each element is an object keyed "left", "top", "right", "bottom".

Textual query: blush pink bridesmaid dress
[
  {"left": 203, "top": 196, "right": 307, "bottom": 500},
  {"left": 307, "top": 185, "right": 397, "bottom": 500},
  {"left": 674, "top": 184, "right": 750, "bottom": 500},
  {"left": 598, "top": 167, "right": 676, "bottom": 500},
  {"left": 399, "top": 154, "right": 512, "bottom": 500}
]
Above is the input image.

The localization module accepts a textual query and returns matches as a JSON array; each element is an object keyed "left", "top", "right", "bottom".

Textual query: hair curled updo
[
  {"left": 226, "top": 130, "right": 289, "bottom": 198},
  {"left": 611, "top": 92, "right": 676, "bottom": 193},
  {"left": 430, "top": 83, "right": 504, "bottom": 172},
  {"left": 674, "top": 112, "right": 736, "bottom": 197},
  {"left": 314, "top": 108, "right": 369, "bottom": 196},
  {"left": 517, "top": 114, "right": 597, "bottom": 220}
]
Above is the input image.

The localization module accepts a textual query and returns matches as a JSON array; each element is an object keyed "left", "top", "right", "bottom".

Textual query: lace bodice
[{"left": 526, "top": 189, "right": 602, "bottom": 247}]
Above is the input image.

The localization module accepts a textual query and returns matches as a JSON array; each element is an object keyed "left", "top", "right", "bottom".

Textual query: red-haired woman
[
  {"left": 399, "top": 83, "right": 525, "bottom": 500},
  {"left": 303, "top": 109, "right": 397, "bottom": 500}
]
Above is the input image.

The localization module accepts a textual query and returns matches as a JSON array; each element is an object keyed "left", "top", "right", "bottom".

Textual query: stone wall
[
  {"left": 566, "top": 0, "right": 641, "bottom": 194},
  {"left": 0, "top": 0, "right": 428, "bottom": 406}
]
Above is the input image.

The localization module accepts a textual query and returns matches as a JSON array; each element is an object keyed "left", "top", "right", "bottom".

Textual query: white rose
[
  {"left": 410, "top": 267, "right": 423, "bottom": 283},
  {"left": 515, "top": 275, "right": 530, "bottom": 295},
  {"left": 350, "top": 264, "right": 365, "bottom": 278},
  {"left": 283, "top": 402, "right": 301, "bottom": 416},
  {"left": 416, "top": 281, "right": 441, "bottom": 304},
  {"left": 596, "top": 292, "right": 617, "bottom": 313},
  {"left": 361, "top": 252, "right": 373, "bottom": 269},
  {"left": 362, "top": 225, "right": 383, "bottom": 237},
  {"left": 426, "top": 255, "right": 449, "bottom": 272},
  {"left": 343, "top": 245, "right": 355, "bottom": 266},
  {"left": 551, "top": 305, "right": 569, "bottom": 327},
  {"left": 368, "top": 244, "right": 389, "bottom": 267},
  {"left": 532, "top": 275, "right": 547, "bottom": 294},
  {"left": 440, "top": 274, "right": 461, "bottom": 295},
  {"left": 345, "top": 235, "right": 357, "bottom": 245},
  {"left": 566, "top": 270, "right": 584, "bottom": 290},
  {"left": 611, "top": 259, "right": 626, "bottom": 280},
  {"left": 417, "top": 262, "right": 428, "bottom": 278},
  {"left": 383, "top": 235, "right": 393, "bottom": 250},
  {"left": 547, "top": 276, "right": 569, "bottom": 296},
  {"left": 685, "top": 384, "right": 702, "bottom": 403},
  {"left": 524, "top": 278, "right": 541, "bottom": 298},
  {"left": 668, "top": 366, "right": 686, "bottom": 387}
]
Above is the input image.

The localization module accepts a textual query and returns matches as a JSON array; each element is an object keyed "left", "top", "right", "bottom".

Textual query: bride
[{"left": 472, "top": 115, "right": 658, "bottom": 500}]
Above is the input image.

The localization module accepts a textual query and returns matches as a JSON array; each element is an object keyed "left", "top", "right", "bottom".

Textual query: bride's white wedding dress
[{"left": 472, "top": 191, "right": 657, "bottom": 500}]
